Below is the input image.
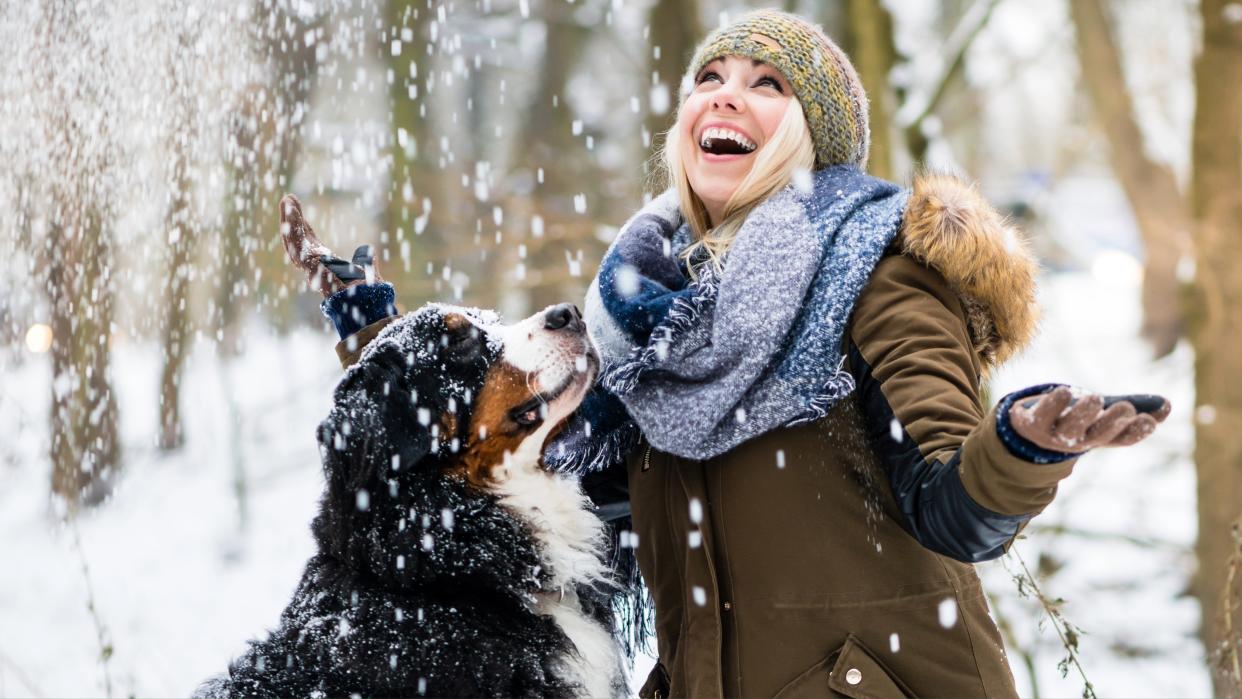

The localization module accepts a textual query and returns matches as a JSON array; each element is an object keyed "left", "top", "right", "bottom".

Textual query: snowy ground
[
  {"left": 0, "top": 260, "right": 1207, "bottom": 696},
  {"left": 984, "top": 270, "right": 1204, "bottom": 698}
]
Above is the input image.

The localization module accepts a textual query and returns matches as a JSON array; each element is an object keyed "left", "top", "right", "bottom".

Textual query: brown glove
[
  {"left": 280, "top": 194, "right": 381, "bottom": 298},
  {"left": 1008, "top": 386, "right": 1171, "bottom": 453}
]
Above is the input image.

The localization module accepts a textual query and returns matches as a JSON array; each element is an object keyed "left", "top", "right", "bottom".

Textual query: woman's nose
[{"left": 711, "top": 79, "right": 745, "bottom": 112}]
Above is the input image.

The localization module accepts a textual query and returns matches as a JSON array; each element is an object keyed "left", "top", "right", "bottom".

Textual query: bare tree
[
  {"left": 840, "top": 0, "right": 898, "bottom": 179},
  {"left": 158, "top": 28, "right": 204, "bottom": 451},
  {"left": 216, "top": 0, "right": 320, "bottom": 351},
  {"left": 1219, "top": 515, "right": 1242, "bottom": 695},
  {"left": 34, "top": 3, "right": 123, "bottom": 509},
  {"left": 502, "top": 4, "right": 598, "bottom": 312},
  {"left": 1187, "top": 2, "right": 1242, "bottom": 694},
  {"left": 644, "top": 0, "right": 700, "bottom": 182},
  {"left": 385, "top": 0, "right": 461, "bottom": 309},
  {"left": 1072, "top": 2, "right": 1242, "bottom": 690},
  {"left": 1070, "top": 0, "right": 1189, "bottom": 358}
]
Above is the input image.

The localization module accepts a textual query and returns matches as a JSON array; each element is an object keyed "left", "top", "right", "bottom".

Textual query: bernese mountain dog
[{"left": 197, "top": 303, "right": 626, "bottom": 698}]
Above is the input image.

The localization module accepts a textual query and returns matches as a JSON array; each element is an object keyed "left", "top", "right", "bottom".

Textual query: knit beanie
[{"left": 681, "top": 9, "right": 870, "bottom": 170}]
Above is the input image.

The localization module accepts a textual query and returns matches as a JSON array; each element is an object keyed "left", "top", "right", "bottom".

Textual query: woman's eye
[
  {"left": 697, "top": 70, "right": 722, "bottom": 85},
  {"left": 754, "top": 76, "right": 783, "bottom": 92}
]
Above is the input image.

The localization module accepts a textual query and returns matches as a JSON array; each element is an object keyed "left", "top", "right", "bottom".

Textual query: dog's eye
[{"left": 511, "top": 400, "right": 546, "bottom": 428}]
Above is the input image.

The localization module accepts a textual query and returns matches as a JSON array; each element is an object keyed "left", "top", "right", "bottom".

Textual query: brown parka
[
  {"left": 336, "top": 175, "right": 1070, "bottom": 698},
  {"left": 622, "top": 174, "right": 1068, "bottom": 699}
]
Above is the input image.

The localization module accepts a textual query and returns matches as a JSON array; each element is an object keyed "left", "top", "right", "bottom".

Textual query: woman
[{"left": 283, "top": 10, "right": 1168, "bottom": 697}]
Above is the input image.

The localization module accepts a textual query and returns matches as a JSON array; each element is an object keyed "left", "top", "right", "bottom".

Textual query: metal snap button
[
  {"left": 722, "top": 601, "right": 732, "bottom": 611},
  {"left": 845, "top": 667, "right": 862, "bottom": 685}
]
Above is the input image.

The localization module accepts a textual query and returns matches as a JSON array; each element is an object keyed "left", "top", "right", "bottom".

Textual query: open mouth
[
  {"left": 699, "top": 127, "right": 757, "bottom": 156},
  {"left": 529, "top": 345, "right": 599, "bottom": 410}
]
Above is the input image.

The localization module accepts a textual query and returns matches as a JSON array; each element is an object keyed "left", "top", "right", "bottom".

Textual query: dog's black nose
[{"left": 544, "top": 303, "right": 582, "bottom": 331}]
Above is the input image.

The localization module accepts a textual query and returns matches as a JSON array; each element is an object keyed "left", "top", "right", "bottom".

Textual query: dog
[{"left": 197, "top": 302, "right": 626, "bottom": 698}]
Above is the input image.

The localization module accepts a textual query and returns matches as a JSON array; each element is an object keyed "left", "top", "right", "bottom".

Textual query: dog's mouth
[{"left": 529, "top": 341, "right": 599, "bottom": 411}]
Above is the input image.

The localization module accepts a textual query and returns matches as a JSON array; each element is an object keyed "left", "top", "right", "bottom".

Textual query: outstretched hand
[
  {"left": 280, "top": 194, "right": 381, "bottom": 298},
  {"left": 1008, "top": 386, "right": 1171, "bottom": 453}
]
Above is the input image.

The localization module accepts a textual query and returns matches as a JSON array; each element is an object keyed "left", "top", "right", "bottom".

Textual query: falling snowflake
[
  {"left": 938, "top": 598, "right": 958, "bottom": 629},
  {"left": 692, "top": 586, "right": 707, "bottom": 606}
]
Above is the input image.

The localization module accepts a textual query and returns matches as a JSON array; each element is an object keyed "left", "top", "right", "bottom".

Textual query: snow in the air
[{"left": 0, "top": 0, "right": 1210, "bottom": 697}]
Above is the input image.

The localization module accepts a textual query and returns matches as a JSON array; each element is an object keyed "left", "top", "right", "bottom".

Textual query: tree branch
[{"left": 897, "top": 0, "right": 1004, "bottom": 160}]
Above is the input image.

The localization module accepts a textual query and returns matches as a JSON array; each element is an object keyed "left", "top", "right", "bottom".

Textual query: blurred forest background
[{"left": 0, "top": 0, "right": 1240, "bottom": 696}]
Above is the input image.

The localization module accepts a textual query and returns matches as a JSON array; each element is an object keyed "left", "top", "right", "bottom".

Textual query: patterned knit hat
[{"left": 682, "top": 9, "right": 870, "bottom": 170}]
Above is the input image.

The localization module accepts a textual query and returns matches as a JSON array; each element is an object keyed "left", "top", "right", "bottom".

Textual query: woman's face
[{"left": 678, "top": 55, "right": 795, "bottom": 225}]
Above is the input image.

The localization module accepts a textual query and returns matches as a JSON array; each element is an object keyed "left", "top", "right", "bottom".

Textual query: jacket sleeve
[
  {"left": 320, "top": 282, "right": 401, "bottom": 369},
  {"left": 334, "top": 316, "right": 398, "bottom": 369},
  {"left": 847, "top": 254, "right": 1078, "bottom": 562}
]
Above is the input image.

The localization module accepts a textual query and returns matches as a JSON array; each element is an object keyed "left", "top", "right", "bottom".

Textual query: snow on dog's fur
[{"left": 197, "top": 303, "right": 625, "bottom": 698}]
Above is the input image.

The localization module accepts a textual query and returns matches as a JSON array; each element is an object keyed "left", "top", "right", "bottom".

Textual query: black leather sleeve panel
[{"left": 849, "top": 342, "right": 1029, "bottom": 562}]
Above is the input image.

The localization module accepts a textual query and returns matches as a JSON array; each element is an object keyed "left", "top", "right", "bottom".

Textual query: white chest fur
[
  {"left": 493, "top": 434, "right": 625, "bottom": 698},
  {"left": 534, "top": 588, "right": 624, "bottom": 699}
]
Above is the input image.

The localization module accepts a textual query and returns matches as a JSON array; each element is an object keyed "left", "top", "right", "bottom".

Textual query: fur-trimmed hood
[{"left": 898, "top": 173, "right": 1040, "bottom": 370}]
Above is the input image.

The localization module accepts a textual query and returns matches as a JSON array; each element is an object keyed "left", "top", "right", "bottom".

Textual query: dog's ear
[
  {"left": 314, "top": 344, "right": 436, "bottom": 563},
  {"left": 318, "top": 344, "right": 434, "bottom": 495}
]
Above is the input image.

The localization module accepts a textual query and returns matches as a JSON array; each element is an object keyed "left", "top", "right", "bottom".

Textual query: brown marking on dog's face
[
  {"left": 440, "top": 411, "right": 458, "bottom": 445},
  {"left": 450, "top": 361, "right": 546, "bottom": 489},
  {"left": 433, "top": 304, "right": 598, "bottom": 490},
  {"left": 443, "top": 311, "right": 472, "bottom": 336}
]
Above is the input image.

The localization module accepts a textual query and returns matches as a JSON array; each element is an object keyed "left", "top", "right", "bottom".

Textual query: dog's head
[{"left": 312, "top": 303, "right": 598, "bottom": 590}]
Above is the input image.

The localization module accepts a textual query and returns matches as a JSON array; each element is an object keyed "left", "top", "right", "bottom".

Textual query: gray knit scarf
[{"left": 582, "top": 165, "right": 907, "bottom": 462}]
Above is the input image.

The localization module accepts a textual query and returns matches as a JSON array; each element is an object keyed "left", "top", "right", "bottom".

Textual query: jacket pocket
[
  {"left": 638, "top": 661, "right": 670, "bottom": 699},
  {"left": 773, "top": 635, "right": 915, "bottom": 699}
]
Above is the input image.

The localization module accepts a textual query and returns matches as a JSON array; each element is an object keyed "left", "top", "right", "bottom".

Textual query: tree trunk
[
  {"left": 1069, "top": 0, "right": 1188, "bottom": 358},
  {"left": 158, "top": 150, "right": 196, "bottom": 451},
  {"left": 216, "top": 0, "right": 319, "bottom": 348},
  {"left": 216, "top": 107, "right": 258, "bottom": 357},
  {"left": 385, "top": 0, "right": 456, "bottom": 310},
  {"left": 1218, "top": 514, "right": 1242, "bottom": 695},
  {"left": 1188, "top": 2, "right": 1242, "bottom": 693},
  {"left": 898, "top": 0, "right": 1001, "bottom": 168},
  {"left": 644, "top": 0, "right": 699, "bottom": 182},
  {"left": 842, "top": 0, "right": 898, "bottom": 180},
  {"left": 47, "top": 208, "right": 120, "bottom": 510},
  {"left": 158, "top": 32, "right": 201, "bottom": 451},
  {"left": 507, "top": 9, "right": 596, "bottom": 312},
  {"left": 37, "top": 3, "right": 121, "bottom": 511}
]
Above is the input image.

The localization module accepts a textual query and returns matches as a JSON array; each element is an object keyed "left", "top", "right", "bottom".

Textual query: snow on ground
[
  {"left": 0, "top": 266, "right": 1207, "bottom": 697},
  {"left": 982, "top": 263, "right": 1205, "bottom": 698},
  {"left": 0, "top": 326, "right": 339, "bottom": 698}
]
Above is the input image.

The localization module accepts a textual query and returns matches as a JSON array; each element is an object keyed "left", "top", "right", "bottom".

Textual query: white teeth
[{"left": 700, "top": 127, "right": 756, "bottom": 152}]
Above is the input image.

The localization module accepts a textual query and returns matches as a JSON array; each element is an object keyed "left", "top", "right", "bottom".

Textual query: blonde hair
[{"left": 662, "top": 97, "right": 816, "bottom": 277}]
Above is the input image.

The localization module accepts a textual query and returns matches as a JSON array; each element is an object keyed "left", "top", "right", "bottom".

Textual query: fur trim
[{"left": 899, "top": 173, "right": 1040, "bottom": 370}]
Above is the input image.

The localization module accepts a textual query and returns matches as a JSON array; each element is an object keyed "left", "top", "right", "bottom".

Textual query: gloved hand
[
  {"left": 1008, "top": 386, "right": 1171, "bottom": 452},
  {"left": 280, "top": 194, "right": 380, "bottom": 298}
]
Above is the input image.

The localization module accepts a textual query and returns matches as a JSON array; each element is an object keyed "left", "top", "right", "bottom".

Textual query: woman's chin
[{"left": 689, "top": 164, "right": 752, "bottom": 209}]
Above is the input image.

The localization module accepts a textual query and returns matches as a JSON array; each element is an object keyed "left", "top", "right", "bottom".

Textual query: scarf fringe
[
  {"left": 602, "top": 266, "right": 720, "bottom": 396},
  {"left": 603, "top": 517, "right": 655, "bottom": 660},
  {"left": 787, "top": 362, "right": 857, "bottom": 427},
  {"left": 545, "top": 419, "right": 642, "bottom": 475}
]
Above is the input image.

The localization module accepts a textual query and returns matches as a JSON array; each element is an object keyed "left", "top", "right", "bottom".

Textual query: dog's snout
[{"left": 543, "top": 303, "right": 582, "bottom": 332}]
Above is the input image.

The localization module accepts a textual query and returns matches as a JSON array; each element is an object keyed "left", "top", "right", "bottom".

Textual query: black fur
[{"left": 199, "top": 309, "right": 582, "bottom": 698}]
